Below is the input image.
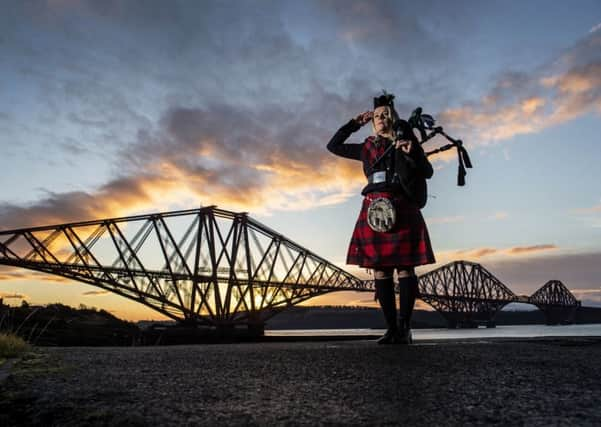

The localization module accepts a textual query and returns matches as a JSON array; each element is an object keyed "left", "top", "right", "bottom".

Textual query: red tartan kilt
[{"left": 346, "top": 192, "right": 435, "bottom": 268}]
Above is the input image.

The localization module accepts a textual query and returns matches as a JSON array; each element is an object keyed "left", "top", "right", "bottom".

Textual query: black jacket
[{"left": 327, "top": 119, "right": 433, "bottom": 208}]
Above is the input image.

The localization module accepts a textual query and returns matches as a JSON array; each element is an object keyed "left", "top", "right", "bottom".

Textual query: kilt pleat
[{"left": 346, "top": 192, "right": 435, "bottom": 268}]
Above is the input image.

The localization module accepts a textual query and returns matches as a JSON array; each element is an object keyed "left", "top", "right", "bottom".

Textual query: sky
[{"left": 1, "top": 0, "right": 600, "bottom": 320}]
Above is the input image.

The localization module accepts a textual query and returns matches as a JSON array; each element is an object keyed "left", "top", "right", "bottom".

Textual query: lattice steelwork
[
  {"left": 529, "top": 280, "right": 580, "bottom": 324},
  {"left": 418, "top": 260, "right": 518, "bottom": 326},
  {"left": 529, "top": 280, "right": 580, "bottom": 307},
  {"left": 0, "top": 207, "right": 371, "bottom": 327}
]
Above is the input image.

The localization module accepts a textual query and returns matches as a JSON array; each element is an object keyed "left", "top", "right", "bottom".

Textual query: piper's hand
[
  {"left": 354, "top": 111, "right": 373, "bottom": 126},
  {"left": 395, "top": 139, "right": 412, "bottom": 153}
]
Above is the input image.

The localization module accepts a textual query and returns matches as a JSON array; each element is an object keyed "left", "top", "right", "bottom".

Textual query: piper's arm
[{"left": 327, "top": 119, "right": 363, "bottom": 160}]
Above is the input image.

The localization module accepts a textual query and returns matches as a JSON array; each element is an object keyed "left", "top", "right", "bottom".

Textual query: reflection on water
[{"left": 265, "top": 324, "right": 601, "bottom": 340}]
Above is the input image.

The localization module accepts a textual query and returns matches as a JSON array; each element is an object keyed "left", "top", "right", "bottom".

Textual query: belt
[{"left": 367, "top": 171, "right": 386, "bottom": 184}]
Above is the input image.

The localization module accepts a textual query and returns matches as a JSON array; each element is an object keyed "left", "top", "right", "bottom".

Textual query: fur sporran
[{"left": 367, "top": 197, "right": 396, "bottom": 232}]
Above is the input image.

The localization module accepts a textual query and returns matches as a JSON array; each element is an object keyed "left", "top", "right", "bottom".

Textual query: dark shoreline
[
  {"left": 4, "top": 303, "right": 601, "bottom": 347},
  {"left": 2, "top": 336, "right": 601, "bottom": 426}
]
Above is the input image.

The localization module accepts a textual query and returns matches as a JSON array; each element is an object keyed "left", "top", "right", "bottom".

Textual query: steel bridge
[
  {"left": 417, "top": 261, "right": 581, "bottom": 327},
  {"left": 0, "top": 207, "right": 581, "bottom": 331},
  {"left": 0, "top": 207, "right": 371, "bottom": 332}
]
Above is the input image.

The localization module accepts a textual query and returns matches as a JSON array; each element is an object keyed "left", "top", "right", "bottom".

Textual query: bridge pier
[
  {"left": 246, "top": 321, "right": 265, "bottom": 337},
  {"left": 540, "top": 306, "right": 578, "bottom": 325},
  {"left": 213, "top": 322, "right": 265, "bottom": 339},
  {"left": 141, "top": 322, "right": 266, "bottom": 344},
  {"left": 439, "top": 311, "right": 499, "bottom": 329}
]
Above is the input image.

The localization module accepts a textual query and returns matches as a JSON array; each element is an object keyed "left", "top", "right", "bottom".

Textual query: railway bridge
[{"left": 0, "top": 207, "right": 581, "bottom": 332}]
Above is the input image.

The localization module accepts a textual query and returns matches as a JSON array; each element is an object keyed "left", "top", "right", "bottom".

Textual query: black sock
[
  {"left": 375, "top": 277, "right": 397, "bottom": 331},
  {"left": 398, "top": 275, "right": 419, "bottom": 327}
]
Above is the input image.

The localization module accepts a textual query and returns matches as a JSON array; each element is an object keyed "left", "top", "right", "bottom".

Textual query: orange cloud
[
  {"left": 82, "top": 290, "right": 110, "bottom": 296},
  {"left": 439, "top": 33, "right": 601, "bottom": 146},
  {"left": 0, "top": 103, "right": 374, "bottom": 232},
  {"left": 0, "top": 266, "right": 72, "bottom": 283},
  {"left": 507, "top": 244, "right": 558, "bottom": 255},
  {"left": 572, "top": 204, "right": 601, "bottom": 214},
  {"left": 488, "top": 212, "right": 509, "bottom": 220},
  {"left": 570, "top": 288, "right": 601, "bottom": 295},
  {"left": 0, "top": 291, "right": 28, "bottom": 300},
  {"left": 434, "top": 243, "right": 558, "bottom": 264},
  {"left": 456, "top": 247, "right": 499, "bottom": 258}
]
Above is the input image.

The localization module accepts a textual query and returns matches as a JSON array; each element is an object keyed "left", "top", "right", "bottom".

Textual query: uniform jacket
[{"left": 327, "top": 119, "right": 433, "bottom": 208}]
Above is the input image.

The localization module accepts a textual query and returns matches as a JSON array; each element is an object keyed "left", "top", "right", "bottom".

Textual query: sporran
[{"left": 367, "top": 197, "right": 396, "bottom": 232}]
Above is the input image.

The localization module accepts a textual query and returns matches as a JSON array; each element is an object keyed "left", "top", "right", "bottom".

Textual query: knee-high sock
[
  {"left": 375, "top": 277, "right": 397, "bottom": 331},
  {"left": 398, "top": 275, "right": 419, "bottom": 325}
]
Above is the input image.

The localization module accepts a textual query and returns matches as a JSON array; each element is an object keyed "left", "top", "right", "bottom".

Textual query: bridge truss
[
  {"left": 417, "top": 261, "right": 582, "bottom": 327},
  {"left": 0, "top": 207, "right": 371, "bottom": 329},
  {"left": 529, "top": 280, "right": 581, "bottom": 324},
  {"left": 418, "top": 260, "right": 518, "bottom": 327}
]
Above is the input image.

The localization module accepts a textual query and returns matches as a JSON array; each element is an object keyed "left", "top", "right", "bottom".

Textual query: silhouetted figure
[{"left": 327, "top": 93, "right": 435, "bottom": 344}]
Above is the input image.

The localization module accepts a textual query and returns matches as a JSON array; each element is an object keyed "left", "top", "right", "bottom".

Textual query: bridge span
[{"left": 0, "top": 207, "right": 580, "bottom": 332}]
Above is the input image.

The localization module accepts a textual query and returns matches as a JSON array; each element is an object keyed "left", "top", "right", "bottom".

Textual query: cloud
[
  {"left": 590, "top": 22, "right": 601, "bottom": 33},
  {"left": 506, "top": 244, "right": 558, "bottom": 255},
  {"left": 488, "top": 212, "right": 508, "bottom": 221},
  {"left": 456, "top": 247, "right": 500, "bottom": 258},
  {"left": 571, "top": 288, "right": 601, "bottom": 296},
  {"left": 0, "top": 174, "right": 177, "bottom": 230},
  {"left": 428, "top": 216, "right": 465, "bottom": 225},
  {"left": 570, "top": 203, "right": 601, "bottom": 228},
  {"left": 571, "top": 288, "right": 601, "bottom": 308},
  {"left": 573, "top": 203, "right": 601, "bottom": 214},
  {"left": 0, "top": 266, "right": 72, "bottom": 283},
  {"left": 484, "top": 251, "right": 601, "bottom": 296},
  {"left": 82, "top": 290, "right": 110, "bottom": 296},
  {"left": 439, "top": 32, "right": 601, "bottom": 146},
  {"left": 0, "top": 291, "right": 28, "bottom": 300},
  {"left": 434, "top": 243, "right": 558, "bottom": 264},
  {"left": 0, "top": 96, "right": 370, "bottom": 230}
]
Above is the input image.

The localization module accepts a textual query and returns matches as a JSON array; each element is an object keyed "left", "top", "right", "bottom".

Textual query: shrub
[{"left": 0, "top": 333, "right": 30, "bottom": 359}]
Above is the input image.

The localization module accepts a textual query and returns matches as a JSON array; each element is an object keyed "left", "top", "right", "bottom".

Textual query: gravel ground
[{"left": 1, "top": 337, "right": 601, "bottom": 426}]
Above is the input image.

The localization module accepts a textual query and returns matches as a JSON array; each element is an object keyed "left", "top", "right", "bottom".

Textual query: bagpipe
[{"left": 372, "top": 107, "right": 473, "bottom": 186}]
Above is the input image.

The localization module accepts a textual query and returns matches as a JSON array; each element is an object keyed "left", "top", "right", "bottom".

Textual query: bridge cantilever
[{"left": 0, "top": 207, "right": 370, "bottom": 329}]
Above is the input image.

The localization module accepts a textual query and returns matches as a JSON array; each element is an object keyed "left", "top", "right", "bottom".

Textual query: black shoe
[
  {"left": 397, "top": 318, "right": 413, "bottom": 345},
  {"left": 398, "top": 327, "right": 413, "bottom": 345},
  {"left": 377, "top": 328, "right": 402, "bottom": 345}
]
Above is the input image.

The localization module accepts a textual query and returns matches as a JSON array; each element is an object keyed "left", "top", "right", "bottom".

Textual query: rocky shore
[{"left": 1, "top": 337, "right": 601, "bottom": 426}]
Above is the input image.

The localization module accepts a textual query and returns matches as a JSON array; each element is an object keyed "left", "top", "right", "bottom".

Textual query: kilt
[{"left": 346, "top": 192, "right": 435, "bottom": 268}]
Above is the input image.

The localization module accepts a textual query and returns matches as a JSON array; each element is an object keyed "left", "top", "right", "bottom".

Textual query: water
[{"left": 265, "top": 324, "right": 601, "bottom": 340}]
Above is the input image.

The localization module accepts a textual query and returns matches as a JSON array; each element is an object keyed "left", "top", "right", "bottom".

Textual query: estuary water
[{"left": 265, "top": 324, "right": 601, "bottom": 340}]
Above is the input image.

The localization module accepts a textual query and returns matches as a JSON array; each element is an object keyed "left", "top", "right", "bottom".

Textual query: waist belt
[{"left": 368, "top": 171, "right": 386, "bottom": 184}]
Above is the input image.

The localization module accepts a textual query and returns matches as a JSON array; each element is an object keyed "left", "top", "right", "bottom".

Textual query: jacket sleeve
[{"left": 326, "top": 119, "right": 363, "bottom": 160}]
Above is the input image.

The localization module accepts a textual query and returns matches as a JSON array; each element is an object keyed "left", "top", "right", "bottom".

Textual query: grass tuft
[{"left": 0, "top": 333, "right": 31, "bottom": 359}]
